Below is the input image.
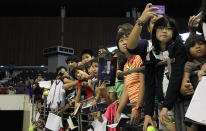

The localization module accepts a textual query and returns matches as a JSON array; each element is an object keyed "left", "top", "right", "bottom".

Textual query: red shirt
[
  {"left": 78, "top": 81, "right": 93, "bottom": 98},
  {"left": 0, "top": 89, "right": 7, "bottom": 94}
]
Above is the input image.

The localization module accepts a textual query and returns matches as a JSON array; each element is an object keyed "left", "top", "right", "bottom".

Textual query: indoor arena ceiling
[{"left": 0, "top": 0, "right": 202, "bottom": 18}]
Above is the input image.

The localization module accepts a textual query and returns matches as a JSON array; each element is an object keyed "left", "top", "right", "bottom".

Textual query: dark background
[
  {"left": 0, "top": 0, "right": 201, "bottom": 17},
  {"left": 0, "top": 0, "right": 202, "bottom": 65}
]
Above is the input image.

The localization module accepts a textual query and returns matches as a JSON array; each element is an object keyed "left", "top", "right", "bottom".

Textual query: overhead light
[
  {"left": 180, "top": 32, "right": 190, "bottom": 42},
  {"left": 180, "top": 32, "right": 203, "bottom": 42},
  {"left": 40, "top": 65, "right": 45, "bottom": 68},
  {"left": 0, "top": 65, "right": 4, "bottom": 68},
  {"left": 107, "top": 46, "right": 118, "bottom": 53}
]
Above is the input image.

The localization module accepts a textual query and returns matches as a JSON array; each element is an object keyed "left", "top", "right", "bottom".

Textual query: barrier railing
[{"left": 31, "top": 58, "right": 196, "bottom": 131}]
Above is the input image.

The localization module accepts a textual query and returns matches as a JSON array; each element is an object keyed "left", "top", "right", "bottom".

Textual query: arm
[
  {"left": 101, "top": 86, "right": 112, "bottom": 104},
  {"left": 115, "top": 86, "right": 129, "bottom": 123},
  {"left": 57, "top": 103, "right": 72, "bottom": 115},
  {"left": 63, "top": 78, "right": 73, "bottom": 83},
  {"left": 74, "top": 88, "right": 81, "bottom": 108},
  {"left": 91, "top": 83, "right": 111, "bottom": 108},
  {"left": 62, "top": 80, "right": 78, "bottom": 90},
  {"left": 127, "top": 3, "right": 158, "bottom": 50},
  {"left": 136, "top": 72, "right": 145, "bottom": 108},
  {"left": 127, "top": 21, "right": 143, "bottom": 50},
  {"left": 143, "top": 61, "right": 157, "bottom": 130},
  {"left": 180, "top": 72, "right": 194, "bottom": 96},
  {"left": 87, "top": 79, "right": 94, "bottom": 92},
  {"left": 188, "top": 16, "right": 198, "bottom": 35},
  {"left": 130, "top": 72, "right": 145, "bottom": 125}
]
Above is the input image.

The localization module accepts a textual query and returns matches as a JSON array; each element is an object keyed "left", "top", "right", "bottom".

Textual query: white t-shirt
[
  {"left": 152, "top": 50, "right": 169, "bottom": 97},
  {"left": 147, "top": 42, "right": 170, "bottom": 97}
]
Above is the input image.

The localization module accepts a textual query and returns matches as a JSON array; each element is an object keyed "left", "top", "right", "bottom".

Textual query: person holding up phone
[
  {"left": 127, "top": 3, "right": 163, "bottom": 62},
  {"left": 188, "top": 0, "right": 206, "bottom": 40},
  {"left": 126, "top": 3, "right": 187, "bottom": 131}
]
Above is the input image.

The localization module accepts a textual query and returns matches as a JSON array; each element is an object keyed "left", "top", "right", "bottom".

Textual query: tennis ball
[
  {"left": 29, "top": 125, "right": 35, "bottom": 131},
  {"left": 43, "top": 90, "right": 49, "bottom": 95},
  {"left": 147, "top": 125, "right": 156, "bottom": 131},
  {"left": 163, "top": 116, "right": 172, "bottom": 125}
]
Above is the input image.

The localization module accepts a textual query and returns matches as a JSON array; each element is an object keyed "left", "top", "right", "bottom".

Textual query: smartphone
[
  {"left": 195, "top": 11, "right": 202, "bottom": 19},
  {"left": 149, "top": 5, "right": 165, "bottom": 15},
  {"left": 192, "top": 11, "right": 202, "bottom": 27}
]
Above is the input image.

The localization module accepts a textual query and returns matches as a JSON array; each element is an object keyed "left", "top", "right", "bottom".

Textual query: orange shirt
[{"left": 124, "top": 55, "right": 143, "bottom": 103}]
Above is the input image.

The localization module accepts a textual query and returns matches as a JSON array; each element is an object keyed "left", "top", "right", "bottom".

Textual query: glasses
[{"left": 157, "top": 26, "right": 174, "bottom": 31}]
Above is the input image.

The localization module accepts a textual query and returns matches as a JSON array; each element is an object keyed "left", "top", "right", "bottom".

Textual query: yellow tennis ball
[
  {"left": 43, "top": 90, "right": 49, "bottom": 95},
  {"left": 147, "top": 125, "right": 156, "bottom": 131},
  {"left": 163, "top": 116, "right": 172, "bottom": 125},
  {"left": 29, "top": 125, "right": 35, "bottom": 131}
]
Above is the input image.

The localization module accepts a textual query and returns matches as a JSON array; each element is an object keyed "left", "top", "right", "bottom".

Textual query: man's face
[
  {"left": 82, "top": 53, "right": 92, "bottom": 64},
  {"left": 58, "top": 68, "right": 68, "bottom": 77},
  {"left": 67, "top": 61, "right": 77, "bottom": 69},
  {"left": 92, "top": 62, "right": 98, "bottom": 77},
  {"left": 75, "top": 70, "right": 89, "bottom": 80},
  {"left": 98, "top": 49, "right": 107, "bottom": 56},
  {"left": 88, "top": 66, "right": 93, "bottom": 76}
]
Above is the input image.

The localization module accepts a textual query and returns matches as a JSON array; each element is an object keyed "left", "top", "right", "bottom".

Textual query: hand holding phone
[{"left": 193, "top": 12, "right": 202, "bottom": 27}]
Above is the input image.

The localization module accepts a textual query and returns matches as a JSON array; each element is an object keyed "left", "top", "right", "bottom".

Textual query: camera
[{"left": 57, "top": 72, "right": 64, "bottom": 77}]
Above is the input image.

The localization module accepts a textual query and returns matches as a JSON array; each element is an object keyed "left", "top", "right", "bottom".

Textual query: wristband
[{"left": 136, "top": 18, "right": 144, "bottom": 27}]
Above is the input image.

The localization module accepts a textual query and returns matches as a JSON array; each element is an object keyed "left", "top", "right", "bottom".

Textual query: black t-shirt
[{"left": 127, "top": 39, "right": 149, "bottom": 61}]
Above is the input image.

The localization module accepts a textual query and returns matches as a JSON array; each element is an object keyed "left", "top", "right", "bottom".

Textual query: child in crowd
[
  {"left": 66, "top": 55, "right": 80, "bottom": 72},
  {"left": 47, "top": 66, "right": 67, "bottom": 110},
  {"left": 98, "top": 45, "right": 109, "bottom": 57},
  {"left": 127, "top": 4, "right": 163, "bottom": 62},
  {"left": 63, "top": 55, "right": 80, "bottom": 90},
  {"left": 89, "top": 59, "right": 99, "bottom": 90},
  {"left": 180, "top": 34, "right": 206, "bottom": 131},
  {"left": 140, "top": 15, "right": 187, "bottom": 131},
  {"left": 82, "top": 58, "right": 99, "bottom": 96},
  {"left": 55, "top": 65, "right": 77, "bottom": 115},
  {"left": 123, "top": 3, "right": 187, "bottom": 130},
  {"left": 71, "top": 49, "right": 95, "bottom": 110},
  {"left": 115, "top": 27, "right": 145, "bottom": 125},
  {"left": 90, "top": 49, "right": 127, "bottom": 107},
  {"left": 71, "top": 67, "right": 94, "bottom": 111},
  {"left": 78, "top": 49, "right": 94, "bottom": 66}
]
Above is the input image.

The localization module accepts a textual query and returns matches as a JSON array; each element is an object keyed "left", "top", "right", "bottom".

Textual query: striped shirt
[{"left": 124, "top": 55, "right": 143, "bottom": 104}]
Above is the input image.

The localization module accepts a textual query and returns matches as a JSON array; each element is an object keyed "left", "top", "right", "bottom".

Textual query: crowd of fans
[{"left": 1, "top": 1, "right": 206, "bottom": 131}]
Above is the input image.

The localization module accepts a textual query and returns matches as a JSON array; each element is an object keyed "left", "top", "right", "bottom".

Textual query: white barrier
[{"left": 0, "top": 95, "right": 32, "bottom": 131}]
